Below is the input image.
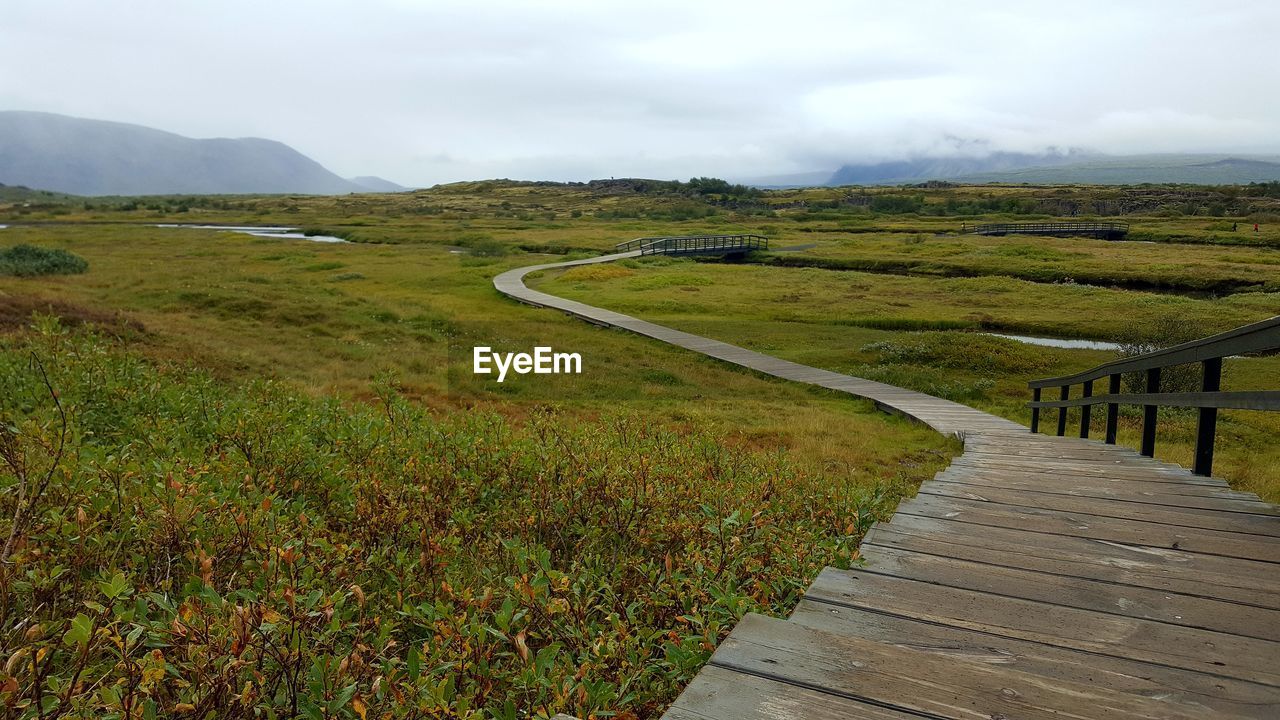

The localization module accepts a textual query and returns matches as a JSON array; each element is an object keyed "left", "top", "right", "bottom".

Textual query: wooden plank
[
  {"left": 951, "top": 455, "right": 1217, "bottom": 483},
  {"left": 660, "top": 665, "right": 918, "bottom": 720},
  {"left": 789, "top": 599, "right": 1280, "bottom": 718},
  {"left": 866, "top": 516, "right": 1280, "bottom": 609},
  {"left": 952, "top": 450, "right": 1210, "bottom": 474},
  {"left": 806, "top": 568, "right": 1280, "bottom": 686},
  {"left": 960, "top": 447, "right": 1162, "bottom": 464},
  {"left": 962, "top": 444, "right": 1187, "bottom": 466},
  {"left": 964, "top": 436, "right": 1143, "bottom": 453},
  {"left": 856, "top": 544, "right": 1280, "bottom": 639},
  {"left": 919, "top": 479, "right": 1280, "bottom": 536},
  {"left": 897, "top": 494, "right": 1280, "bottom": 563},
  {"left": 934, "top": 466, "right": 1279, "bottom": 513},
  {"left": 712, "top": 613, "right": 1226, "bottom": 719}
]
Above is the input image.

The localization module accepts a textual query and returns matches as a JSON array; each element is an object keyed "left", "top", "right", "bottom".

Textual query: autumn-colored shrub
[{"left": 0, "top": 324, "right": 894, "bottom": 719}]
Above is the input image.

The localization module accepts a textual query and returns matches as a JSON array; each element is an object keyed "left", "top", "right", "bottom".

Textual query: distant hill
[
  {"left": 827, "top": 151, "right": 1084, "bottom": 186},
  {"left": 0, "top": 111, "right": 369, "bottom": 196},
  {"left": 347, "top": 175, "right": 411, "bottom": 192},
  {"left": 733, "top": 170, "right": 836, "bottom": 189},
  {"left": 955, "top": 154, "right": 1280, "bottom": 185},
  {"left": 0, "top": 182, "right": 75, "bottom": 202}
]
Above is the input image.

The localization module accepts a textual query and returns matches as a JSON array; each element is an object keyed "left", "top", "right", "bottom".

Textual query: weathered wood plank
[
  {"left": 865, "top": 516, "right": 1280, "bottom": 608},
  {"left": 807, "top": 568, "right": 1280, "bottom": 686},
  {"left": 712, "top": 613, "right": 1227, "bottom": 719},
  {"left": 962, "top": 446, "right": 1190, "bottom": 468},
  {"left": 951, "top": 455, "right": 1218, "bottom": 483},
  {"left": 919, "top": 479, "right": 1280, "bottom": 535},
  {"left": 660, "top": 665, "right": 919, "bottom": 720},
  {"left": 789, "top": 599, "right": 1280, "bottom": 718},
  {"left": 857, "top": 544, "right": 1280, "bottom": 639},
  {"left": 933, "top": 466, "right": 1279, "bottom": 513},
  {"left": 898, "top": 494, "right": 1280, "bottom": 562}
]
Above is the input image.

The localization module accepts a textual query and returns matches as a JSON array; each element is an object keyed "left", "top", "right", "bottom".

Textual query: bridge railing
[
  {"left": 963, "top": 221, "right": 1129, "bottom": 238},
  {"left": 1026, "top": 316, "right": 1280, "bottom": 476},
  {"left": 614, "top": 234, "right": 768, "bottom": 256}
]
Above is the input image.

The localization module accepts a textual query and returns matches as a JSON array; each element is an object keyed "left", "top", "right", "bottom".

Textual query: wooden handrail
[
  {"left": 1026, "top": 315, "right": 1280, "bottom": 476},
  {"left": 1031, "top": 316, "right": 1280, "bottom": 388},
  {"left": 614, "top": 234, "right": 769, "bottom": 256},
  {"left": 1031, "top": 390, "right": 1280, "bottom": 411},
  {"left": 964, "top": 221, "right": 1129, "bottom": 239}
]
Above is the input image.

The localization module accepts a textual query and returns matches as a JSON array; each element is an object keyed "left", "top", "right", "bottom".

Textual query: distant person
[
  {"left": 1256, "top": 223, "right": 1261, "bottom": 233},
  {"left": 1232, "top": 222, "right": 1238, "bottom": 231}
]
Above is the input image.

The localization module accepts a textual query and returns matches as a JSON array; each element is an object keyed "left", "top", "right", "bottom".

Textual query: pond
[
  {"left": 155, "top": 224, "right": 348, "bottom": 243},
  {"left": 984, "top": 332, "right": 1122, "bottom": 351}
]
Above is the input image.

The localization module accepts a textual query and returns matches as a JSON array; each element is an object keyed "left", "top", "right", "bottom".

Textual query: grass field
[
  {"left": 538, "top": 257, "right": 1280, "bottom": 501},
  {"left": 1, "top": 180, "right": 1278, "bottom": 718}
]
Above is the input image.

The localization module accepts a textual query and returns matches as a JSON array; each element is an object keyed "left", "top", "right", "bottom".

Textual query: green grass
[
  {"left": 539, "top": 257, "right": 1280, "bottom": 500},
  {"left": 753, "top": 233, "right": 1280, "bottom": 295}
]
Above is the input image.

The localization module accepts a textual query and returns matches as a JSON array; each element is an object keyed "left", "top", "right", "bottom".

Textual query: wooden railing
[
  {"left": 1027, "top": 316, "right": 1280, "bottom": 476},
  {"left": 964, "top": 221, "right": 1129, "bottom": 239},
  {"left": 615, "top": 234, "right": 768, "bottom": 256}
]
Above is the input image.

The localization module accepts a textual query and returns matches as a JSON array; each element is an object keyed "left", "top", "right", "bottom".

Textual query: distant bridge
[
  {"left": 964, "top": 221, "right": 1130, "bottom": 240},
  {"left": 614, "top": 234, "right": 768, "bottom": 256}
]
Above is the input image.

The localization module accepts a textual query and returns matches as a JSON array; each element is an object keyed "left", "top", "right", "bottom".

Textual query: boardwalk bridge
[
  {"left": 614, "top": 233, "right": 768, "bottom": 257},
  {"left": 494, "top": 240, "right": 1280, "bottom": 719},
  {"left": 964, "top": 221, "right": 1131, "bottom": 240}
]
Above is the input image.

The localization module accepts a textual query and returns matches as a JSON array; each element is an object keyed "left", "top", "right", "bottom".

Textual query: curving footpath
[
  {"left": 495, "top": 252, "right": 1280, "bottom": 719},
  {"left": 494, "top": 252, "right": 1023, "bottom": 437}
]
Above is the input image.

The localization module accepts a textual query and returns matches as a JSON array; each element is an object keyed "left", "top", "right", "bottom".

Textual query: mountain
[
  {"left": 0, "top": 111, "right": 367, "bottom": 196},
  {"left": 954, "top": 154, "right": 1280, "bottom": 185},
  {"left": 0, "top": 182, "right": 75, "bottom": 202},
  {"left": 732, "top": 170, "right": 836, "bottom": 189},
  {"left": 347, "top": 175, "right": 410, "bottom": 192},
  {"left": 749, "top": 152, "right": 1280, "bottom": 188},
  {"left": 827, "top": 151, "right": 1084, "bottom": 186}
]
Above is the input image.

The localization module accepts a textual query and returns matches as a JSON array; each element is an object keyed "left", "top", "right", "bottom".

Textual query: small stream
[
  {"left": 985, "top": 332, "right": 1122, "bottom": 351},
  {"left": 155, "top": 224, "right": 348, "bottom": 243}
]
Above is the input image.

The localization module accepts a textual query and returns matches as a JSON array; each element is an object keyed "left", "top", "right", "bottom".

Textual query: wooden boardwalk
[
  {"left": 965, "top": 221, "right": 1131, "bottom": 240},
  {"left": 494, "top": 252, "right": 1280, "bottom": 719}
]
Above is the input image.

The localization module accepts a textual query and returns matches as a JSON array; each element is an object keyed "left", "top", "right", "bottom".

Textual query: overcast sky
[{"left": 3, "top": 0, "right": 1278, "bottom": 186}]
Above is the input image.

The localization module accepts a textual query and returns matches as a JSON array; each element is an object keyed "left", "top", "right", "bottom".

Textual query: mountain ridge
[{"left": 0, "top": 111, "right": 378, "bottom": 196}]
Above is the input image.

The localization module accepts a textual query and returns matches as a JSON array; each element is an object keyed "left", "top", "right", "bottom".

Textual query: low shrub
[
  {"left": 848, "top": 363, "right": 996, "bottom": 403},
  {"left": 1116, "top": 314, "right": 1215, "bottom": 393},
  {"left": 0, "top": 327, "right": 894, "bottom": 718},
  {"left": 862, "top": 332, "right": 1053, "bottom": 377},
  {"left": 0, "top": 244, "right": 89, "bottom": 277}
]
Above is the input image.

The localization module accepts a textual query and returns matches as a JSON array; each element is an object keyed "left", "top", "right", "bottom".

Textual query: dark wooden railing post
[
  {"left": 1194, "top": 358, "right": 1223, "bottom": 476},
  {"left": 1056, "top": 386, "right": 1069, "bottom": 436},
  {"left": 1140, "top": 368, "right": 1160, "bottom": 457},
  {"left": 1104, "top": 373, "right": 1120, "bottom": 444},
  {"left": 1030, "top": 387, "right": 1041, "bottom": 433},
  {"left": 1027, "top": 317, "right": 1278, "bottom": 469},
  {"left": 1079, "top": 380, "right": 1093, "bottom": 438}
]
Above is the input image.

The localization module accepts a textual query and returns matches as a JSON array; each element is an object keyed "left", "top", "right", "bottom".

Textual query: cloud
[{"left": 1, "top": 0, "right": 1277, "bottom": 184}]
